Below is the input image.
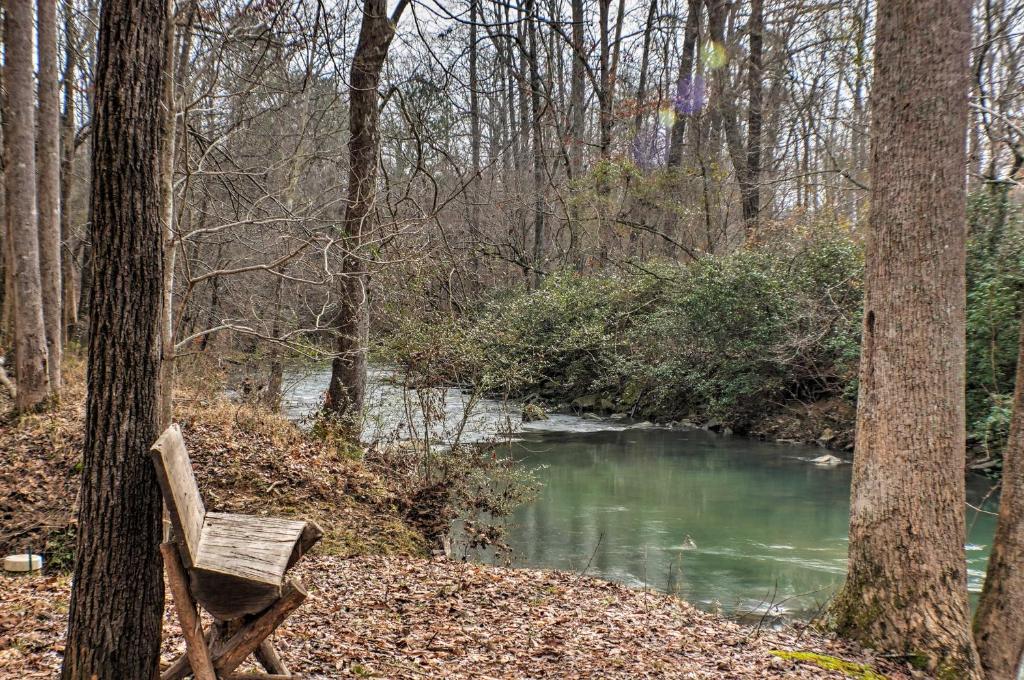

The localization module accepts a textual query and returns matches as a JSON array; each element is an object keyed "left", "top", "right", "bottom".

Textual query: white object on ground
[{"left": 3, "top": 553, "right": 44, "bottom": 572}]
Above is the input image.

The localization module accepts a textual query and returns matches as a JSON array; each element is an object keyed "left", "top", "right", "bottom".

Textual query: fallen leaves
[{"left": 2, "top": 555, "right": 927, "bottom": 679}]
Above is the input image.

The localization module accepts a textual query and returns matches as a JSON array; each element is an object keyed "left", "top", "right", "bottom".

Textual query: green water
[
  {"left": 483, "top": 426, "right": 997, "bottom": 619},
  {"left": 281, "top": 367, "right": 999, "bottom": 621}
]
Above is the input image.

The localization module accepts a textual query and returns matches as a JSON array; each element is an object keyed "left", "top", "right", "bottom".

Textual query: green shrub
[
  {"left": 966, "top": 190, "right": 1024, "bottom": 457},
  {"left": 384, "top": 201, "right": 1022, "bottom": 462}
]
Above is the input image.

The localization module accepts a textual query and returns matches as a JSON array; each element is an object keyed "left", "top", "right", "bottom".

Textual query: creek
[{"left": 283, "top": 365, "right": 997, "bottom": 619}]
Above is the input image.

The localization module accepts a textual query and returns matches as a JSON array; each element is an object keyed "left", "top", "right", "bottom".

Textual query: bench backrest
[{"left": 151, "top": 424, "right": 206, "bottom": 565}]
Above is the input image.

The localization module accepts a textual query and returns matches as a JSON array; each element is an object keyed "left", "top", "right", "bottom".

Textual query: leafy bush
[
  {"left": 385, "top": 200, "right": 1023, "bottom": 461},
  {"left": 966, "top": 190, "right": 1024, "bottom": 458},
  {"left": 384, "top": 226, "right": 863, "bottom": 432}
]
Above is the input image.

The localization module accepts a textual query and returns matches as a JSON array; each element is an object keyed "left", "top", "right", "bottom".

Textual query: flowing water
[{"left": 283, "top": 365, "right": 998, "bottom": 619}]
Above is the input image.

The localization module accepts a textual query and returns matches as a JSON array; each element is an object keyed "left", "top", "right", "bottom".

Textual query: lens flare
[
  {"left": 674, "top": 75, "right": 706, "bottom": 116},
  {"left": 658, "top": 107, "right": 676, "bottom": 128},
  {"left": 702, "top": 41, "right": 728, "bottom": 70}
]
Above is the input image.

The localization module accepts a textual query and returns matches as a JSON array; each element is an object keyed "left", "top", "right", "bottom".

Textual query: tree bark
[
  {"left": 631, "top": 0, "right": 658, "bottom": 136},
  {"left": 468, "top": 0, "right": 482, "bottom": 282},
  {"left": 527, "top": 0, "right": 546, "bottom": 288},
  {"left": 741, "top": 0, "right": 763, "bottom": 237},
  {"left": 158, "top": 0, "right": 178, "bottom": 430},
  {"left": 324, "top": 0, "right": 408, "bottom": 431},
  {"left": 38, "top": 0, "right": 63, "bottom": 393},
  {"left": 569, "top": 0, "right": 585, "bottom": 178},
  {"left": 827, "top": 0, "right": 981, "bottom": 676},
  {"left": 974, "top": 312, "right": 1024, "bottom": 679},
  {"left": 60, "top": 0, "right": 168, "bottom": 676},
  {"left": 667, "top": 0, "right": 701, "bottom": 168},
  {"left": 598, "top": 0, "right": 612, "bottom": 163},
  {"left": 3, "top": 0, "right": 52, "bottom": 412},
  {"left": 60, "top": 0, "right": 79, "bottom": 341}
]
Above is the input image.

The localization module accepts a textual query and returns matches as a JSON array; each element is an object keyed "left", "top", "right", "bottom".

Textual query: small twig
[{"left": 574, "top": 532, "right": 604, "bottom": 584}]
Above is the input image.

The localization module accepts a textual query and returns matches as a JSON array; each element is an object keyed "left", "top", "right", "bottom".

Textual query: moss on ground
[{"left": 770, "top": 650, "right": 887, "bottom": 679}]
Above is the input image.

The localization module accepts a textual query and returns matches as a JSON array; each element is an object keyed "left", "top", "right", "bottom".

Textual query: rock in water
[
  {"left": 521, "top": 403, "right": 548, "bottom": 423},
  {"left": 810, "top": 454, "right": 842, "bottom": 466}
]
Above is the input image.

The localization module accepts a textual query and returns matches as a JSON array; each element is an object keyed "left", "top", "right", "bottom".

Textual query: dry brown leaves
[
  {"left": 2, "top": 555, "right": 925, "bottom": 679},
  {"left": 0, "top": 363, "right": 426, "bottom": 562}
]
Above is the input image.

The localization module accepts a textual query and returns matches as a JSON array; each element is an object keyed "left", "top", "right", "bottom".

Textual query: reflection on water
[
  {"left": 283, "top": 366, "right": 998, "bottom": 619},
  {"left": 482, "top": 428, "right": 997, "bottom": 618}
]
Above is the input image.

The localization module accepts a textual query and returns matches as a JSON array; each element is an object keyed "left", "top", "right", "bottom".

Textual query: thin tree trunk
[
  {"left": 324, "top": 0, "right": 409, "bottom": 431},
  {"left": 567, "top": 0, "right": 585, "bottom": 267},
  {"left": 3, "top": 0, "right": 52, "bottom": 412},
  {"left": 527, "top": 0, "right": 545, "bottom": 288},
  {"left": 38, "top": 0, "right": 63, "bottom": 393},
  {"left": 667, "top": 0, "right": 701, "bottom": 167},
  {"left": 974, "top": 312, "right": 1024, "bottom": 679},
  {"left": 741, "top": 0, "right": 763, "bottom": 237},
  {"left": 158, "top": 0, "right": 178, "bottom": 430},
  {"left": 632, "top": 0, "right": 658, "bottom": 136},
  {"left": 468, "top": 0, "right": 482, "bottom": 281},
  {"left": 60, "top": 0, "right": 79, "bottom": 341},
  {"left": 60, "top": 0, "right": 168, "bottom": 676},
  {"left": 827, "top": 0, "right": 981, "bottom": 676}
]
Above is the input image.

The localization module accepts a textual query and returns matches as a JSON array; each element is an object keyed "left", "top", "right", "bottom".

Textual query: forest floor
[{"left": 1, "top": 358, "right": 928, "bottom": 679}]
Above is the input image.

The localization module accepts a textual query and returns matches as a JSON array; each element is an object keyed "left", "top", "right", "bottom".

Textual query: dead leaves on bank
[{"left": 2, "top": 555, "right": 922, "bottom": 679}]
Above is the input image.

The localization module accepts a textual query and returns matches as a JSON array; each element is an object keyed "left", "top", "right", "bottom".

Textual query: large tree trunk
[
  {"left": 974, "top": 313, "right": 1024, "bottom": 679},
  {"left": 3, "top": 0, "right": 52, "bottom": 412},
  {"left": 324, "top": 0, "right": 408, "bottom": 431},
  {"left": 60, "top": 0, "right": 168, "bottom": 676},
  {"left": 38, "top": 0, "right": 63, "bottom": 393},
  {"left": 827, "top": 0, "right": 981, "bottom": 677}
]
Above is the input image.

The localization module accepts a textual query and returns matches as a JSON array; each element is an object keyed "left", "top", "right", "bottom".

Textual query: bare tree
[
  {"left": 827, "top": 0, "right": 981, "bottom": 676},
  {"left": 61, "top": 0, "right": 168, "bottom": 675},
  {"left": 3, "top": 0, "right": 52, "bottom": 412},
  {"left": 38, "top": 0, "right": 63, "bottom": 393},
  {"left": 974, "top": 312, "right": 1024, "bottom": 679},
  {"left": 324, "top": 0, "right": 411, "bottom": 429}
]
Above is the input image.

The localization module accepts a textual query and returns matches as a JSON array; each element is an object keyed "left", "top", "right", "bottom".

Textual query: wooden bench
[{"left": 151, "top": 424, "right": 323, "bottom": 680}]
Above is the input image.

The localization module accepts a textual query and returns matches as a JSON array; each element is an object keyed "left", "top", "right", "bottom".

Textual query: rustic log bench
[{"left": 151, "top": 424, "right": 323, "bottom": 680}]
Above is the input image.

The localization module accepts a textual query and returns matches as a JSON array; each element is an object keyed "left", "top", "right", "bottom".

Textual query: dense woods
[{"left": 2, "top": 0, "right": 1024, "bottom": 677}]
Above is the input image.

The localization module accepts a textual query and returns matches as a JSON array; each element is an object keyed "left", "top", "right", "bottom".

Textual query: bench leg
[
  {"left": 160, "top": 543, "right": 217, "bottom": 680},
  {"left": 256, "top": 639, "right": 290, "bottom": 675},
  {"left": 212, "top": 581, "right": 306, "bottom": 677}
]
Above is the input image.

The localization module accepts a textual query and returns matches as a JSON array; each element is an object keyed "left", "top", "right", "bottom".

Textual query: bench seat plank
[{"left": 194, "top": 513, "right": 308, "bottom": 586}]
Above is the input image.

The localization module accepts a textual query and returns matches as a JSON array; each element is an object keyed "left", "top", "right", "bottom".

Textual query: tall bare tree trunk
[
  {"left": 60, "top": 0, "right": 79, "bottom": 342},
  {"left": 468, "top": 0, "right": 482, "bottom": 283},
  {"left": 598, "top": 0, "right": 612, "bottom": 163},
  {"left": 667, "top": 0, "right": 701, "bottom": 167},
  {"left": 60, "top": 0, "right": 168, "bottom": 676},
  {"left": 37, "top": 0, "right": 62, "bottom": 393},
  {"left": 38, "top": 0, "right": 63, "bottom": 393},
  {"left": 527, "top": 0, "right": 545, "bottom": 288},
  {"left": 3, "top": 0, "right": 52, "bottom": 412},
  {"left": 827, "top": 0, "right": 981, "bottom": 676},
  {"left": 158, "top": 0, "right": 177, "bottom": 430},
  {"left": 566, "top": 0, "right": 585, "bottom": 267},
  {"left": 324, "top": 0, "right": 409, "bottom": 431},
  {"left": 632, "top": 0, "right": 658, "bottom": 136},
  {"left": 741, "top": 0, "right": 763, "bottom": 237},
  {"left": 974, "top": 313, "right": 1024, "bottom": 679}
]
